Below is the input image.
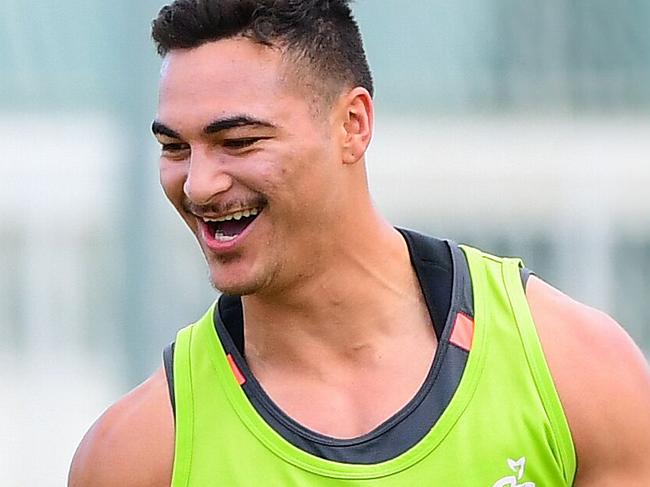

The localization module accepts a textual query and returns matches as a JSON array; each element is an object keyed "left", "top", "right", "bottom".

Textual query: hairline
[{"left": 161, "top": 35, "right": 351, "bottom": 119}]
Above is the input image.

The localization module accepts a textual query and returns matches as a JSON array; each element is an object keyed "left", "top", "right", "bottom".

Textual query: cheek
[
  {"left": 238, "top": 140, "right": 333, "bottom": 209},
  {"left": 231, "top": 152, "right": 290, "bottom": 199}
]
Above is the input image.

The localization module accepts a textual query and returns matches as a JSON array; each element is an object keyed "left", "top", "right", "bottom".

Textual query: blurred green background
[{"left": 1, "top": 1, "right": 649, "bottom": 484}]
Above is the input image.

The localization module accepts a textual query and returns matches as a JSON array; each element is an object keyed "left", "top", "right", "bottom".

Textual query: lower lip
[{"left": 199, "top": 212, "right": 262, "bottom": 253}]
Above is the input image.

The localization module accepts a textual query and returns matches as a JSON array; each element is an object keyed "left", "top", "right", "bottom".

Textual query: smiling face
[{"left": 154, "top": 38, "right": 358, "bottom": 296}]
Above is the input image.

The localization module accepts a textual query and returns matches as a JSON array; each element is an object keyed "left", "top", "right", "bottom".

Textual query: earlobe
[{"left": 342, "top": 87, "right": 373, "bottom": 165}]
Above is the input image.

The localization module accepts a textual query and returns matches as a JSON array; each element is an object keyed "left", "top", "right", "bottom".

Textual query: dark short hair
[{"left": 151, "top": 0, "right": 374, "bottom": 103}]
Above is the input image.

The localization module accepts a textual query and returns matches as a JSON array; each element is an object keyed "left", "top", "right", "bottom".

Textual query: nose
[{"left": 183, "top": 147, "right": 233, "bottom": 205}]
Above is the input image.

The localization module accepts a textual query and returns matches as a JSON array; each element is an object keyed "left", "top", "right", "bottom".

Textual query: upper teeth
[{"left": 204, "top": 208, "right": 259, "bottom": 223}]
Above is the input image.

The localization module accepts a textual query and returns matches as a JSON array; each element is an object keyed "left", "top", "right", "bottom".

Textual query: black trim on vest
[
  {"left": 396, "top": 228, "right": 454, "bottom": 340},
  {"left": 211, "top": 229, "right": 475, "bottom": 464},
  {"left": 520, "top": 266, "right": 533, "bottom": 291},
  {"left": 163, "top": 341, "right": 176, "bottom": 417},
  {"left": 159, "top": 231, "right": 533, "bottom": 460}
]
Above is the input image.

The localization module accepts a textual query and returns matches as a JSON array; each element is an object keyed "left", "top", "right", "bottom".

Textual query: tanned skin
[{"left": 69, "top": 38, "right": 650, "bottom": 486}]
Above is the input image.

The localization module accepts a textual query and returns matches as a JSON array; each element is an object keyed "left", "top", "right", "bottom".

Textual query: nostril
[{"left": 183, "top": 172, "right": 233, "bottom": 204}]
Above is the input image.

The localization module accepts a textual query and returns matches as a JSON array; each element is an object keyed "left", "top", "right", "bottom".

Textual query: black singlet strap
[
  {"left": 520, "top": 266, "right": 534, "bottom": 291},
  {"left": 210, "top": 230, "right": 472, "bottom": 464},
  {"left": 163, "top": 341, "right": 176, "bottom": 417}
]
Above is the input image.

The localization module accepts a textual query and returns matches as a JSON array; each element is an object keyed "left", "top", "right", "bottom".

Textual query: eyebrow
[
  {"left": 151, "top": 115, "right": 276, "bottom": 139},
  {"left": 151, "top": 121, "right": 181, "bottom": 139},
  {"left": 203, "top": 115, "right": 276, "bottom": 135}
]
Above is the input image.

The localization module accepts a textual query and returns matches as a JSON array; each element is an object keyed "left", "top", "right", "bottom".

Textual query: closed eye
[
  {"left": 222, "top": 137, "right": 270, "bottom": 150},
  {"left": 162, "top": 142, "right": 189, "bottom": 152}
]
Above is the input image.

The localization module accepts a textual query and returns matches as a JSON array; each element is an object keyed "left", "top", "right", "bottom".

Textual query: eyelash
[
  {"left": 161, "top": 143, "right": 189, "bottom": 153},
  {"left": 222, "top": 138, "right": 263, "bottom": 149},
  {"left": 160, "top": 137, "right": 269, "bottom": 155}
]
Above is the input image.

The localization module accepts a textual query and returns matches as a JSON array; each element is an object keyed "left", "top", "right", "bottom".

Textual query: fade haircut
[{"left": 151, "top": 0, "right": 373, "bottom": 106}]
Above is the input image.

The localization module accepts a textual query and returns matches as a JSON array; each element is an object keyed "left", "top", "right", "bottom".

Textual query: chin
[
  {"left": 210, "top": 278, "right": 261, "bottom": 296},
  {"left": 208, "top": 264, "right": 267, "bottom": 296},
  {"left": 204, "top": 245, "right": 280, "bottom": 297}
]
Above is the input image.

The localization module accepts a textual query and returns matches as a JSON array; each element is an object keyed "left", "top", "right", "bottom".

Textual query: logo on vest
[{"left": 492, "top": 457, "right": 535, "bottom": 487}]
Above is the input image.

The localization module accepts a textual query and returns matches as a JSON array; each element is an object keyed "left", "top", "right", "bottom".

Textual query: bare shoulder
[
  {"left": 68, "top": 367, "right": 174, "bottom": 487},
  {"left": 526, "top": 276, "right": 650, "bottom": 486}
]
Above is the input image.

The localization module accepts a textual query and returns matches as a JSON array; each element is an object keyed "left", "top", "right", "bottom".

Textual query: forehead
[{"left": 157, "top": 38, "right": 301, "bottom": 132}]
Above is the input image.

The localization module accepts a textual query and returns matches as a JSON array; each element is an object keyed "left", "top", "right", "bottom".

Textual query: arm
[
  {"left": 68, "top": 367, "right": 175, "bottom": 487},
  {"left": 527, "top": 276, "right": 650, "bottom": 486}
]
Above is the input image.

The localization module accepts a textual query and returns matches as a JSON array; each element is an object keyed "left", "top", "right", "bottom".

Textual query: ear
[{"left": 340, "top": 87, "right": 373, "bottom": 165}]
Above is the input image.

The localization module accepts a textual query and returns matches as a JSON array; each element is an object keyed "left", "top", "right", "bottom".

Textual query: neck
[{"left": 241, "top": 208, "right": 431, "bottom": 373}]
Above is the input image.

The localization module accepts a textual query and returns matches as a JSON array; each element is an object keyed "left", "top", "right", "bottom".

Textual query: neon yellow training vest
[{"left": 170, "top": 245, "right": 576, "bottom": 486}]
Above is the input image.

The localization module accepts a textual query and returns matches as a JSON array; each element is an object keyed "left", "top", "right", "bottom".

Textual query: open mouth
[{"left": 203, "top": 207, "right": 262, "bottom": 243}]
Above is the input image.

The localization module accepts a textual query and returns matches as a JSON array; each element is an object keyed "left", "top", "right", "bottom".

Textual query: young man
[{"left": 69, "top": 1, "right": 650, "bottom": 485}]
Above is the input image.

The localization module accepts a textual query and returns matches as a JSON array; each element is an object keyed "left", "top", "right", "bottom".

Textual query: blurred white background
[{"left": 1, "top": 1, "right": 649, "bottom": 485}]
